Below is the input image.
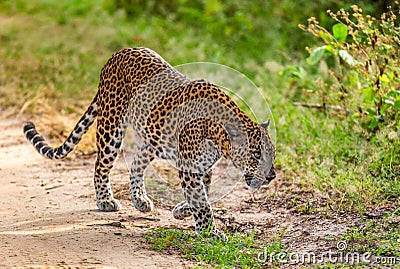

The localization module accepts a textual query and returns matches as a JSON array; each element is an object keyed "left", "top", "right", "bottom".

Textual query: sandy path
[{"left": 0, "top": 118, "right": 192, "bottom": 269}]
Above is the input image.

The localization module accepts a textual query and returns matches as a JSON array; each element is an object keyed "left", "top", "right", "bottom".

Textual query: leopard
[{"left": 23, "top": 47, "right": 276, "bottom": 239}]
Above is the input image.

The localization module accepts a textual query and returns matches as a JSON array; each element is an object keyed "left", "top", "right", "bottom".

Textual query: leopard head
[{"left": 226, "top": 120, "right": 276, "bottom": 189}]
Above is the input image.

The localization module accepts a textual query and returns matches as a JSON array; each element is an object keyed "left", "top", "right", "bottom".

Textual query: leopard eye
[{"left": 253, "top": 150, "right": 261, "bottom": 159}]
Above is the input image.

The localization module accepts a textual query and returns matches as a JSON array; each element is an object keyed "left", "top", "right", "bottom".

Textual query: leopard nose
[
  {"left": 266, "top": 169, "right": 276, "bottom": 180},
  {"left": 244, "top": 174, "right": 253, "bottom": 185}
]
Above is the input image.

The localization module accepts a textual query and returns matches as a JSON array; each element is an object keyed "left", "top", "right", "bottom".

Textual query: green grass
[
  {"left": 341, "top": 214, "right": 400, "bottom": 257},
  {"left": 145, "top": 228, "right": 286, "bottom": 268},
  {"left": 0, "top": 0, "right": 399, "bottom": 267}
]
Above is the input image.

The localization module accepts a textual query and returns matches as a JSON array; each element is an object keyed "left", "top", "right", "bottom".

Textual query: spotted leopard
[{"left": 23, "top": 47, "right": 276, "bottom": 238}]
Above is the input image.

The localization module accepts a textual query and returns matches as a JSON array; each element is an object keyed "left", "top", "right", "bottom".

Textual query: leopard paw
[
  {"left": 132, "top": 195, "right": 154, "bottom": 212},
  {"left": 211, "top": 228, "right": 228, "bottom": 241},
  {"left": 198, "top": 226, "right": 227, "bottom": 241},
  {"left": 172, "top": 201, "right": 192, "bottom": 220},
  {"left": 97, "top": 198, "right": 122, "bottom": 212}
]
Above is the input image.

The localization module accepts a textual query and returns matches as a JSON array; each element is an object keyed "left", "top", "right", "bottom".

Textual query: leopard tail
[{"left": 23, "top": 94, "right": 98, "bottom": 159}]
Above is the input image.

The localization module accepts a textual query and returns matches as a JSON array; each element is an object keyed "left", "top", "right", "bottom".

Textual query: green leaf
[
  {"left": 395, "top": 100, "right": 400, "bottom": 110},
  {"left": 333, "top": 23, "right": 348, "bottom": 43},
  {"left": 338, "top": 50, "right": 361, "bottom": 66},
  {"left": 380, "top": 74, "right": 390, "bottom": 83},
  {"left": 280, "top": 65, "right": 306, "bottom": 80},
  {"left": 381, "top": 103, "right": 391, "bottom": 114},
  {"left": 384, "top": 98, "right": 395, "bottom": 106},
  {"left": 386, "top": 90, "right": 398, "bottom": 98},
  {"left": 366, "top": 107, "right": 376, "bottom": 115},
  {"left": 307, "top": 46, "right": 326, "bottom": 65},
  {"left": 324, "top": 45, "right": 335, "bottom": 55},
  {"left": 369, "top": 115, "right": 382, "bottom": 130},
  {"left": 363, "top": 86, "right": 375, "bottom": 103}
]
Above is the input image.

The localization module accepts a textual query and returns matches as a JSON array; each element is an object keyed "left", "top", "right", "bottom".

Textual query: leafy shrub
[{"left": 295, "top": 4, "right": 400, "bottom": 133}]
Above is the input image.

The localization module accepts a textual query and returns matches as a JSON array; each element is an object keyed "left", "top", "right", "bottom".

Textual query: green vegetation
[
  {"left": 342, "top": 214, "right": 400, "bottom": 257},
  {"left": 0, "top": 0, "right": 398, "bottom": 267},
  {"left": 145, "top": 228, "right": 285, "bottom": 268},
  {"left": 299, "top": 5, "right": 400, "bottom": 133}
]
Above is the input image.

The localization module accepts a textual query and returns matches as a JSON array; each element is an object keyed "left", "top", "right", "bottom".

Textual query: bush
[{"left": 293, "top": 4, "right": 400, "bottom": 133}]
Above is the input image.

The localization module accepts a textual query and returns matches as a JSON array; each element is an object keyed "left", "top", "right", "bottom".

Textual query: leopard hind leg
[
  {"left": 93, "top": 119, "right": 126, "bottom": 211},
  {"left": 129, "top": 143, "right": 155, "bottom": 212}
]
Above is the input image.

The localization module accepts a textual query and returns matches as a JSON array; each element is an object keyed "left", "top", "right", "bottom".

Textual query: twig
[
  {"left": 292, "top": 102, "right": 348, "bottom": 112},
  {"left": 44, "top": 184, "right": 64, "bottom": 191}
]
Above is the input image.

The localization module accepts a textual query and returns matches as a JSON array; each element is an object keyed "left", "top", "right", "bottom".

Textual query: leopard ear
[{"left": 260, "top": 119, "right": 270, "bottom": 129}]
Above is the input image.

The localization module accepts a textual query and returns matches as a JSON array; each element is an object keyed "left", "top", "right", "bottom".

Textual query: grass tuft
[{"left": 145, "top": 228, "right": 285, "bottom": 268}]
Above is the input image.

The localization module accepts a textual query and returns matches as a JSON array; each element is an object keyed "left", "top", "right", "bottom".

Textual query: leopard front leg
[
  {"left": 173, "top": 170, "right": 212, "bottom": 220},
  {"left": 179, "top": 171, "right": 226, "bottom": 240},
  {"left": 130, "top": 144, "right": 154, "bottom": 212}
]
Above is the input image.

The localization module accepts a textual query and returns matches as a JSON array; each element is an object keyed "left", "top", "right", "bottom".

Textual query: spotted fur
[{"left": 23, "top": 47, "right": 276, "bottom": 238}]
